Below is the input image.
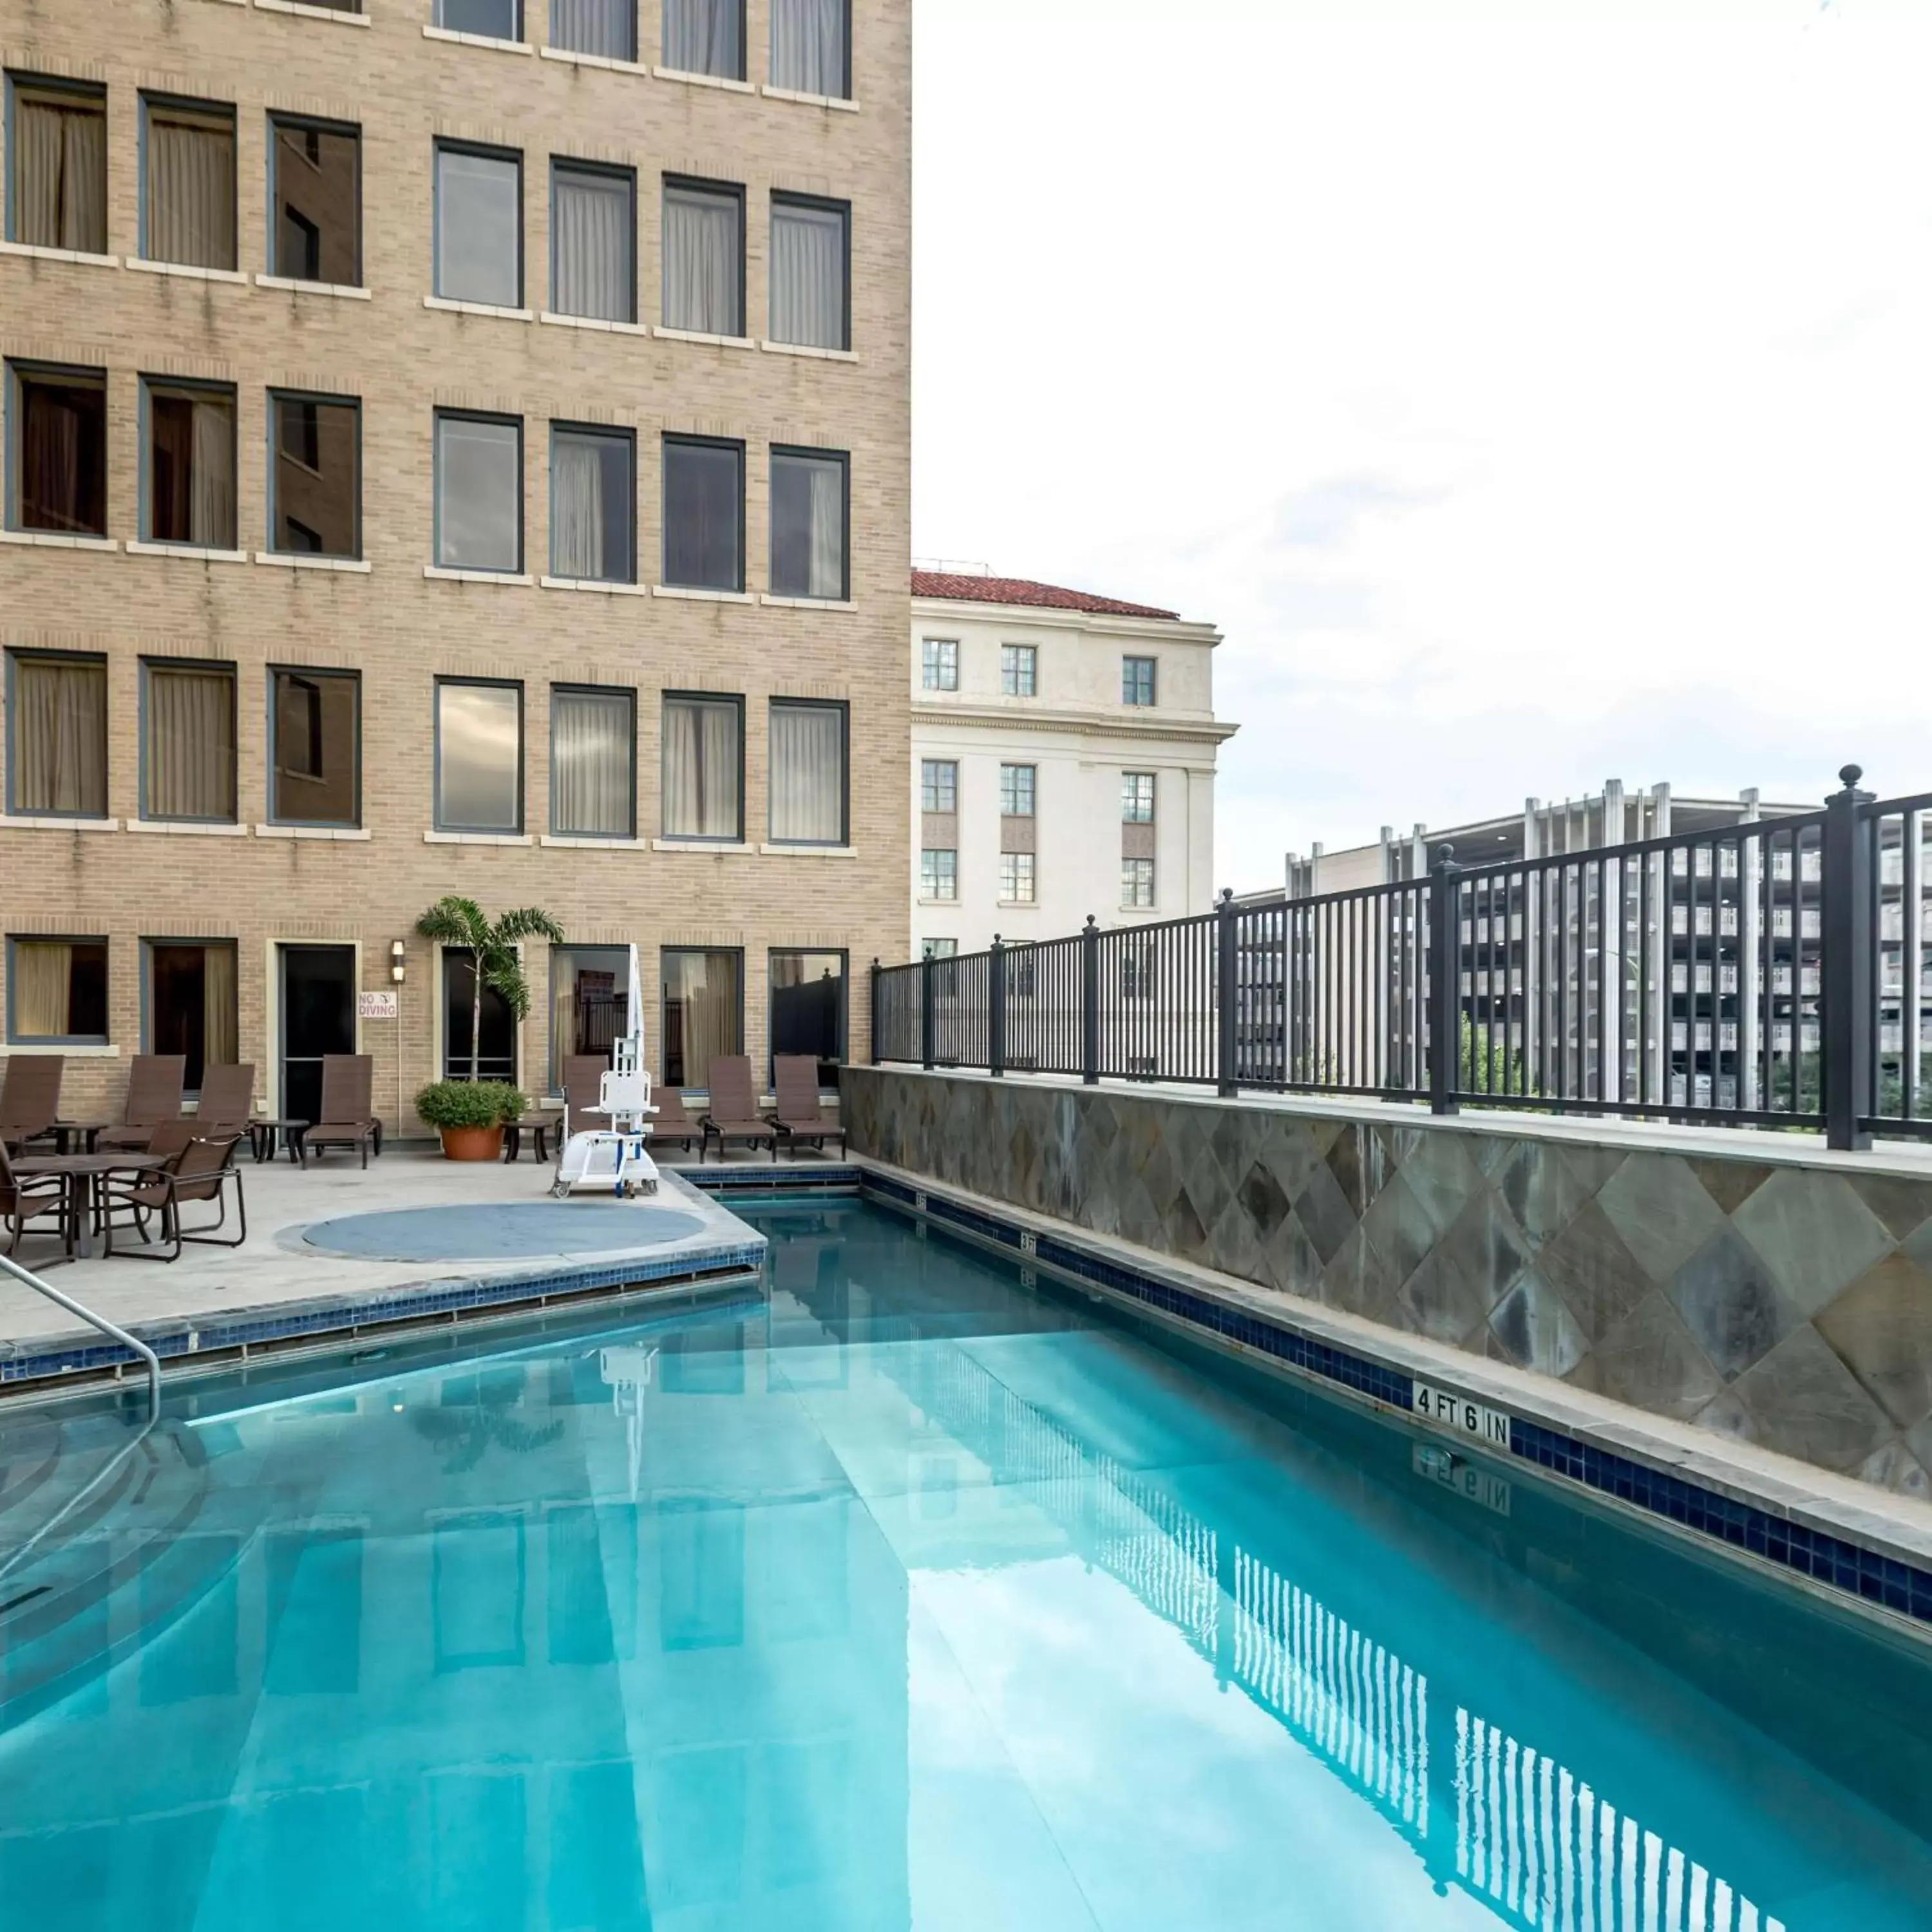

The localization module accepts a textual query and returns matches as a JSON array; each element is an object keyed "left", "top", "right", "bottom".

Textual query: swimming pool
[{"left": 3, "top": 1196, "right": 1930, "bottom": 1930}]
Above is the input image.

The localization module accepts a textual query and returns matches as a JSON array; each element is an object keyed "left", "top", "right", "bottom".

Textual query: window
[
  {"left": 661, "top": 436, "right": 742, "bottom": 591},
  {"left": 147, "top": 941, "right": 238, "bottom": 1091},
  {"left": 5, "top": 650, "right": 107, "bottom": 817},
  {"left": 550, "top": 0, "right": 634, "bottom": 60},
  {"left": 551, "top": 685, "right": 634, "bottom": 838},
  {"left": 549, "top": 424, "right": 633, "bottom": 583},
  {"left": 770, "top": 0, "right": 849, "bottom": 98},
  {"left": 999, "top": 764, "right": 1034, "bottom": 817},
  {"left": 663, "top": 0, "right": 743, "bottom": 79},
  {"left": 920, "top": 759, "right": 956, "bottom": 813},
  {"left": 1121, "top": 940, "right": 1153, "bottom": 999},
  {"left": 435, "top": 412, "right": 522, "bottom": 573},
  {"left": 1000, "top": 645, "right": 1036, "bottom": 697},
  {"left": 1007, "top": 944, "right": 1036, "bottom": 997},
  {"left": 1122, "top": 857, "right": 1156, "bottom": 908},
  {"left": 142, "top": 660, "right": 236, "bottom": 822},
  {"left": 768, "top": 701, "right": 846, "bottom": 846},
  {"left": 661, "top": 949, "right": 742, "bottom": 1090},
  {"left": 6, "top": 938, "right": 107, "bottom": 1044},
  {"left": 1122, "top": 656, "right": 1157, "bottom": 706},
  {"left": 270, "top": 393, "right": 359, "bottom": 558},
  {"left": 921, "top": 937, "right": 956, "bottom": 961},
  {"left": 435, "top": 679, "right": 523, "bottom": 832},
  {"left": 770, "top": 448, "right": 846, "bottom": 600},
  {"left": 270, "top": 667, "right": 359, "bottom": 826},
  {"left": 770, "top": 196, "right": 848, "bottom": 350},
  {"left": 6, "top": 77, "right": 107, "bottom": 254},
  {"left": 143, "top": 380, "right": 236, "bottom": 549},
  {"left": 920, "top": 850, "right": 956, "bottom": 902},
  {"left": 269, "top": 117, "right": 359, "bottom": 286},
  {"left": 437, "top": 0, "right": 521, "bottom": 40},
  {"left": 770, "top": 950, "right": 844, "bottom": 1088},
  {"left": 661, "top": 180, "right": 743, "bottom": 336},
  {"left": 142, "top": 97, "right": 235, "bottom": 270},
  {"left": 550, "top": 944, "right": 630, "bottom": 1091},
  {"left": 999, "top": 853, "right": 1036, "bottom": 904},
  {"left": 442, "top": 947, "right": 516, "bottom": 1082},
  {"left": 551, "top": 161, "right": 634, "bottom": 323},
  {"left": 7, "top": 363, "right": 106, "bottom": 536},
  {"left": 661, "top": 694, "right": 742, "bottom": 840},
  {"left": 921, "top": 639, "right": 958, "bottom": 691},
  {"left": 434, "top": 144, "right": 521, "bottom": 307},
  {"left": 1122, "top": 772, "right": 1155, "bottom": 822}
]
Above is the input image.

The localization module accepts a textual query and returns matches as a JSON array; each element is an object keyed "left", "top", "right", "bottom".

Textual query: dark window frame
[
  {"left": 5, "top": 72, "right": 109, "bottom": 252},
  {"left": 138, "top": 374, "right": 239, "bottom": 550},
  {"left": 549, "top": 680, "right": 637, "bottom": 840},
  {"left": 433, "top": 674, "right": 526, "bottom": 834},
  {"left": 547, "top": 418, "right": 636, "bottom": 584},
  {"left": 658, "top": 689, "right": 746, "bottom": 844},
  {"left": 661, "top": 0, "right": 748, "bottom": 81},
  {"left": 659, "top": 943, "right": 746, "bottom": 1095},
  {"left": 138, "top": 654, "right": 238, "bottom": 825},
  {"left": 768, "top": 190, "right": 851, "bottom": 351},
  {"left": 141, "top": 935, "right": 238, "bottom": 1095},
  {"left": 3, "top": 647, "right": 109, "bottom": 819},
  {"left": 267, "top": 388, "right": 361, "bottom": 560},
  {"left": 766, "top": 696, "right": 849, "bottom": 848},
  {"left": 768, "top": 0, "right": 852, "bottom": 100},
  {"left": 433, "top": 407, "right": 524, "bottom": 574},
  {"left": 4, "top": 933, "right": 109, "bottom": 1046},
  {"left": 267, "top": 110, "right": 363, "bottom": 287},
  {"left": 5, "top": 357, "right": 108, "bottom": 537},
  {"left": 659, "top": 175, "right": 745, "bottom": 337},
  {"left": 434, "top": 0, "right": 524, "bottom": 39},
  {"left": 548, "top": 155, "right": 637, "bottom": 324},
  {"left": 432, "top": 138, "right": 524, "bottom": 308},
  {"left": 137, "top": 91, "right": 238, "bottom": 270},
  {"left": 659, "top": 431, "right": 745, "bottom": 592},
  {"left": 768, "top": 443, "right": 849, "bottom": 601},
  {"left": 267, "top": 664, "right": 362, "bottom": 829},
  {"left": 766, "top": 945, "right": 848, "bottom": 1090},
  {"left": 1122, "top": 654, "right": 1158, "bottom": 706}
]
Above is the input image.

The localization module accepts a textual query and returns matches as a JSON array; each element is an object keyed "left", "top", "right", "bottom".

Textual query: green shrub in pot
[{"left": 414, "top": 1080, "right": 528, "bottom": 1131}]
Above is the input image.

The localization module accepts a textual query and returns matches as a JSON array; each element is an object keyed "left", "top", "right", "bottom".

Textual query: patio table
[
  {"left": 14, "top": 1152, "right": 172, "bottom": 1262},
  {"left": 249, "top": 1119, "right": 310, "bottom": 1168}
]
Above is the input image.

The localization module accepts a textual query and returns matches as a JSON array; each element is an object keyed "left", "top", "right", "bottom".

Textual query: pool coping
[{"left": 854, "top": 1158, "right": 1932, "bottom": 1642}]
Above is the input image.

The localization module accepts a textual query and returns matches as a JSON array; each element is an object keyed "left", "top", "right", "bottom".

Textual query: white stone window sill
[
  {"left": 256, "top": 272, "right": 370, "bottom": 299},
  {"left": 0, "top": 814, "right": 120, "bottom": 831},
  {"left": 760, "top": 337, "right": 857, "bottom": 362},
  {"left": 540, "top": 833, "right": 643, "bottom": 849},
  {"left": 759, "top": 592, "right": 855, "bottom": 611},
  {"left": 256, "top": 822, "right": 370, "bottom": 840},
  {"left": 255, "top": 551, "right": 371, "bottom": 573},
  {"left": 1, "top": 1043, "right": 122, "bottom": 1058},
  {"left": 654, "top": 65, "right": 753, "bottom": 93},
  {"left": 127, "top": 257, "right": 247, "bottom": 285},
  {"left": 761, "top": 842, "right": 856, "bottom": 858},
  {"left": 424, "top": 829, "right": 533, "bottom": 846},
  {"left": 917, "top": 896, "right": 958, "bottom": 908},
  {"left": 997, "top": 898, "right": 1038, "bottom": 909},
  {"left": 127, "top": 819, "right": 249, "bottom": 837},
  {"left": 652, "top": 325, "right": 755, "bottom": 350},
  {"left": 540, "top": 44, "right": 649, "bottom": 74},
  {"left": 0, "top": 528, "right": 118, "bottom": 552},
  {"left": 126, "top": 540, "right": 248, "bottom": 563},
  {"left": 423, "top": 24, "right": 531, "bottom": 52},
  {"left": 761, "top": 84, "right": 858, "bottom": 112},
  {"left": 424, "top": 565, "right": 534, "bottom": 585},
  {"left": 652, "top": 837, "right": 752, "bottom": 853},
  {"left": 0, "top": 240, "right": 120, "bottom": 270},
  {"left": 539, "top": 574, "right": 647, "bottom": 594},
  {"left": 538, "top": 308, "right": 647, "bottom": 334},
  {"left": 258, "top": 0, "right": 369, "bottom": 21},
  {"left": 652, "top": 583, "right": 752, "bottom": 603},
  {"left": 424, "top": 294, "right": 534, "bottom": 321}
]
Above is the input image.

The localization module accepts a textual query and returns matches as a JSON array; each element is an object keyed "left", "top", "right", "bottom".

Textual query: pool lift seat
[{"left": 553, "top": 947, "right": 661, "bottom": 1199}]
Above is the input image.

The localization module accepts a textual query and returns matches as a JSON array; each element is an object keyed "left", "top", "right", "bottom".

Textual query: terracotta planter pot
[{"left": 439, "top": 1124, "right": 504, "bottom": 1162}]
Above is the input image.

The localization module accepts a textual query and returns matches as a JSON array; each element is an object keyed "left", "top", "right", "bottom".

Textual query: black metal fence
[{"left": 871, "top": 766, "right": 1932, "bottom": 1150}]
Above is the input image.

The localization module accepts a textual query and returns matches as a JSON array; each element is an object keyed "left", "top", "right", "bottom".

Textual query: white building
[{"left": 910, "top": 569, "right": 1235, "bottom": 958}]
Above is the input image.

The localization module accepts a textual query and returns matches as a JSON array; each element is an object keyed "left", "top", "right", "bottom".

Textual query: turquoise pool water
[{"left": 3, "top": 1198, "right": 1931, "bottom": 1930}]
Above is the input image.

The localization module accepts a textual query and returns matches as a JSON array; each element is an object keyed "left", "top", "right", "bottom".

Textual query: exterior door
[{"left": 281, "top": 944, "right": 356, "bottom": 1124}]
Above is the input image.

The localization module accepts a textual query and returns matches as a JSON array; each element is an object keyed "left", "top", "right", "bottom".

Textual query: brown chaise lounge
[
  {"left": 699, "top": 1056, "right": 778, "bottom": 1162},
  {"left": 770, "top": 1056, "right": 846, "bottom": 1159},
  {"left": 98, "top": 1055, "right": 188, "bottom": 1152},
  {"left": 306, "top": 1055, "right": 381, "bottom": 1167},
  {"left": 649, "top": 1084, "right": 703, "bottom": 1156}
]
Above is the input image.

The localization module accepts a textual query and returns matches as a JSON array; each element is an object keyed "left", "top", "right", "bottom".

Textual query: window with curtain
[
  {"left": 769, "top": 950, "right": 844, "bottom": 1087},
  {"left": 661, "top": 949, "right": 742, "bottom": 1090},
  {"left": 999, "top": 764, "right": 1035, "bottom": 817},
  {"left": 551, "top": 0, "right": 636, "bottom": 63},
  {"left": 143, "top": 661, "right": 236, "bottom": 822},
  {"left": 661, "top": 437, "right": 742, "bottom": 590},
  {"left": 437, "top": 0, "right": 522, "bottom": 39},
  {"left": 550, "top": 944, "right": 630, "bottom": 1090},
  {"left": 660, "top": 694, "right": 741, "bottom": 840},
  {"left": 768, "top": 701, "right": 845, "bottom": 846},
  {"left": 435, "top": 412, "right": 522, "bottom": 571},
  {"left": 551, "top": 162, "right": 633, "bottom": 322},
  {"left": 270, "top": 668, "right": 359, "bottom": 826},
  {"left": 8, "top": 363, "right": 107, "bottom": 536},
  {"left": 8, "top": 80, "right": 107, "bottom": 254},
  {"left": 147, "top": 942, "right": 238, "bottom": 1091},
  {"left": 6, "top": 651, "right": 108, "bottom": 818},
  {"left": 921, "top": 639, "right": 958, "bottom": 690},
  {"left": 270, "top": 117, "right": 361, "bottom": 286},
  {"left": 662, "top": 0, "right": 743, "bottom": 78},
  {"left": 435, "top": 144, "right": 521, "bottom": 307},
  {"left": 435, "top": 680, "right": 522, "bottom": 831},
  {"left": 549, "top": 424, "right": 632, "bottom": 583},
  {"left": 999, "top": 853, "right": 1036, "bottom": 903},
  {"left": 769, "top": 197, "right": 848, "bottom": 350},
  {"left": 1122, "top": 772, "right": 1156, "bottom": 822},
  {"left": 920, "top": 760, "right": 956, "bottom": 813},
  {"left": 142, "top": 98, "right": 236, "bottom": 271},
  {"left": 144, "top": 381, "right": 236, "bottom": 549},
  {"left": 270, "top": 393, "right": 359, "bottom": 558},
  {"left": 661, "top": 180, "right": 742, "bottom": 336},
  {"left": 769, "top": 448, "right": 846, "bottom": 600},
  {"left": 6, "top": 938, "right": 108, "bottom": 1043},
  {"left": 551, "top": 685, "right": 634, "bottom": 838},
  {"left": 770, "top": 0, "right": 848, "bottom": 97},
  {"left": 919, "top": 850, "right": 956, "bottom": 902}
]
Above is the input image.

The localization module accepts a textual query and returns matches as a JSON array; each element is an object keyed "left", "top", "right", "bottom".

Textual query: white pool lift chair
[{"left": 552, "top": 947, "right": 661, "bottom": 1198}]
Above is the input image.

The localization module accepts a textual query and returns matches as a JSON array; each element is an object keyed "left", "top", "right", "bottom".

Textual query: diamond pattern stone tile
[
  {"left": 1392, "top": 1128, "right": 1481, "bottom": 1238},
  {"left": 1814, "top": 1251, "right": 1932, "bottom": 1429},
  {"left": 1260, "top": 1210, "right": 1323, "bottom": 1298},
  {"left": 1666, "top": 1226, "right": 1786, "bottom": 1381},
  {"left": 1236, "top": 1159, "right": 1291, "bottom": 1242},
  {"left": 1258, "top": 1119, "right": 1328, "bottom": 1206},
  {"left": 1397, "top": 1188, "right": 1530, "bottom": 1345},
  {"left": 1321, "top": 1222, "right": 1398, "bottom": 1321},
  {"left": 1567, "top": 1293, "right": 1723, "bottom": 1422},
  {"left": 1556, "top": 1142, "right": 1627, "bottom": 1196},
  {"left": 1488, "top": 1270, "right": 1587, "bottom": 1379},
  {"left": 1537, "top": 1198, "right": 1654, "bottom": 1344},
  {"left": 1325, "top": 1124, "right": 1392, "bottom": 1217},
  {"left": 1733, "top": 1327, "right": 1897, "bottom": 1475},
  {"left": 1734, "top": 1170, "right": 1893, "bottom": 1319},
  {"left": 1359, "top": 1168, "right": 1438, "bottom": 1291},
  {"left": 1688, "top": 1157, "right": 1773, "bottom": 1216},
  {"left": 1499, "top": 1141, "right": 1586, "bottom": 1245},
  {"left": 1596, "top": 1153, "right": 1728, "bottom": 1285},
  {"left": 1292, "top": 1158, "right": 1359, "bottom": 1267},
  {"left": 1857, "top": 1441, "right": 1931, "bottom": 1501},
  {"left": 1848, "top": 1172, "right": 1932, "bottom": 1245}
]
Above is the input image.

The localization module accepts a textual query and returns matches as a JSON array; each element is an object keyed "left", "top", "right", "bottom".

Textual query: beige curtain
[
  {"left": 14, "top": 658, "right": 107, "bottom": 816},
  {"left": 202, "top": 945, "right": 238, "bottom": 1066},
  {"left": 17, "top": 99, "right": 107, "bottom": 254},
  {"left": 552, "top": 690, "right": 631, "bottom": 837},
  {"left": 190, "top": 399, "right": 236, "bottom": 547},
  {"left": 12, "top": 943, "right": 72, "bottom": 1038},
  {"left": 147, "top": 113, "right": 236, "bottom": 270},
  {"left": 673, "top": 954, "right": 739, "bottom": 1087},
  {"left": 146, "top": 666, "right": 235, "bottom": 820},
  {"left": 768, "top": 703, "right": 843, "bottom": 843},
  {"left": 550, "top": 437, "right": 605, "bottom": 580},
  {"left": 661, "top": 698, "right": 738, "bottom": 838}
]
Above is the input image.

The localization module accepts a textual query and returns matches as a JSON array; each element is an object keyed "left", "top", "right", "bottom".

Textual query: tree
[{"left": 414, "top": 896, "right": 564, "bottom": 1085}]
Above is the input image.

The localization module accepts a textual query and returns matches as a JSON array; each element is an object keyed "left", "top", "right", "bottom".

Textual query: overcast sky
[{"left": 911, "top": 0, "right": 1932, "bottom": 895}]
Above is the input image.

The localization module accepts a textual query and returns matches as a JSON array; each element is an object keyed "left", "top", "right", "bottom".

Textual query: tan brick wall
[{"left": 0, "top": 0, "right": 911, "bottom": 1132}]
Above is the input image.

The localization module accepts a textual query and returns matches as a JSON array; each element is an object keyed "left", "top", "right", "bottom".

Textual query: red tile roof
[{"left": 911, "top": 570, "right": 1179, "bottom": 621}]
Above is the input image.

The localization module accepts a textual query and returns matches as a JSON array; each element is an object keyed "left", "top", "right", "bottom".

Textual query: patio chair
[
  {"left": 649, "top": 1084, "right": 703, "bottom": 1156},
  {"left": 770, "top": 1056, "right": 846, "bottom": 1160},
  {"left": 699, "top": 1057, "right": 779, "bottom": 1163},
  {"left": 97, "top": 1055, "right": 188, "bottom": 1153},
  {"left": 306, "top": 1055, "right": 380, "bottom": 1168},
  {"left": 0, "top": 1137, "right": 69, "bottom": 1258},
  {"left": 195, "top": 1062, "right": 258, "bottom": 1135},
  {"left": 101, "top": 1133, "right": 247, "bottom": 1263},
  {"left": 0, "top": 1054, "right": 64, "bottom": 1151},
  {"left": 562, "top": 1056, "right": 611, "bottom": 1139}
]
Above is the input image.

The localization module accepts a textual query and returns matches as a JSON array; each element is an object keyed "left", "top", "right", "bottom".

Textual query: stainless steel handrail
[{"left": 0, "top": 1251, "right": 161, "bottom": 1421}]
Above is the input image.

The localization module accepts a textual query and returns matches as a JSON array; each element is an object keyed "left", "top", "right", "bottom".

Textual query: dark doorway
[{"left": 281, "top": 945, "right": 355, "bottom": 1124}]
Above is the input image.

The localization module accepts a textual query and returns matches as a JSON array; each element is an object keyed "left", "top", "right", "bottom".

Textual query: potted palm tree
[{"left": 413, "top": 896, "right": 564, "bottom": 1160}]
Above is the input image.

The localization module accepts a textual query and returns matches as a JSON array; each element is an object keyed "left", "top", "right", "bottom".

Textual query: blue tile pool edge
[{"left": 859, "top": 1169, "right": 1932, "bottom": 1639}]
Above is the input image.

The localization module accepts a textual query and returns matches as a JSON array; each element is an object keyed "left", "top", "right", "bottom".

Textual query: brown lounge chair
[
  {"left": 561, "top": 1055, "right": 609, "bottom": 1139},
  {"left": 144, "top": 1061, "right": 258, "bottom": 1159},
  {"left": 97, "top": 1055, "right": 188, "bottom": 1153},
  {"left": 102, "top": 1133, "right": 247, "bottom": 1262},
  {"left": 699, "top": 1056, "right": 778, "bottom": 1163},
  {"left": 649, "top": 1084, "right": 702, "bottom": 1156},
  {"left": 0, "top": 1054, "right": 64, "bottom": 1151},
  {"left": 770, "top": 1056, "right": 846, "bottom": 1159},
  {"left": 305, "top": 1055, "right": 381, "bottom": 1167},
  {"left": 0, "top": 1137, "right": 68, "bottom": 1257}
]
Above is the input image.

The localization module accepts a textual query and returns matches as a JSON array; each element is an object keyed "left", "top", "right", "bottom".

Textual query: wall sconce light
[{"left": 390, "top": 940, "right": 407, "bottom": 985}]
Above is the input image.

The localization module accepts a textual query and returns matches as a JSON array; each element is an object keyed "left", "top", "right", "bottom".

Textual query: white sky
[{"left": 911, "top": 0, "right": 1932, "bottom": 894}]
